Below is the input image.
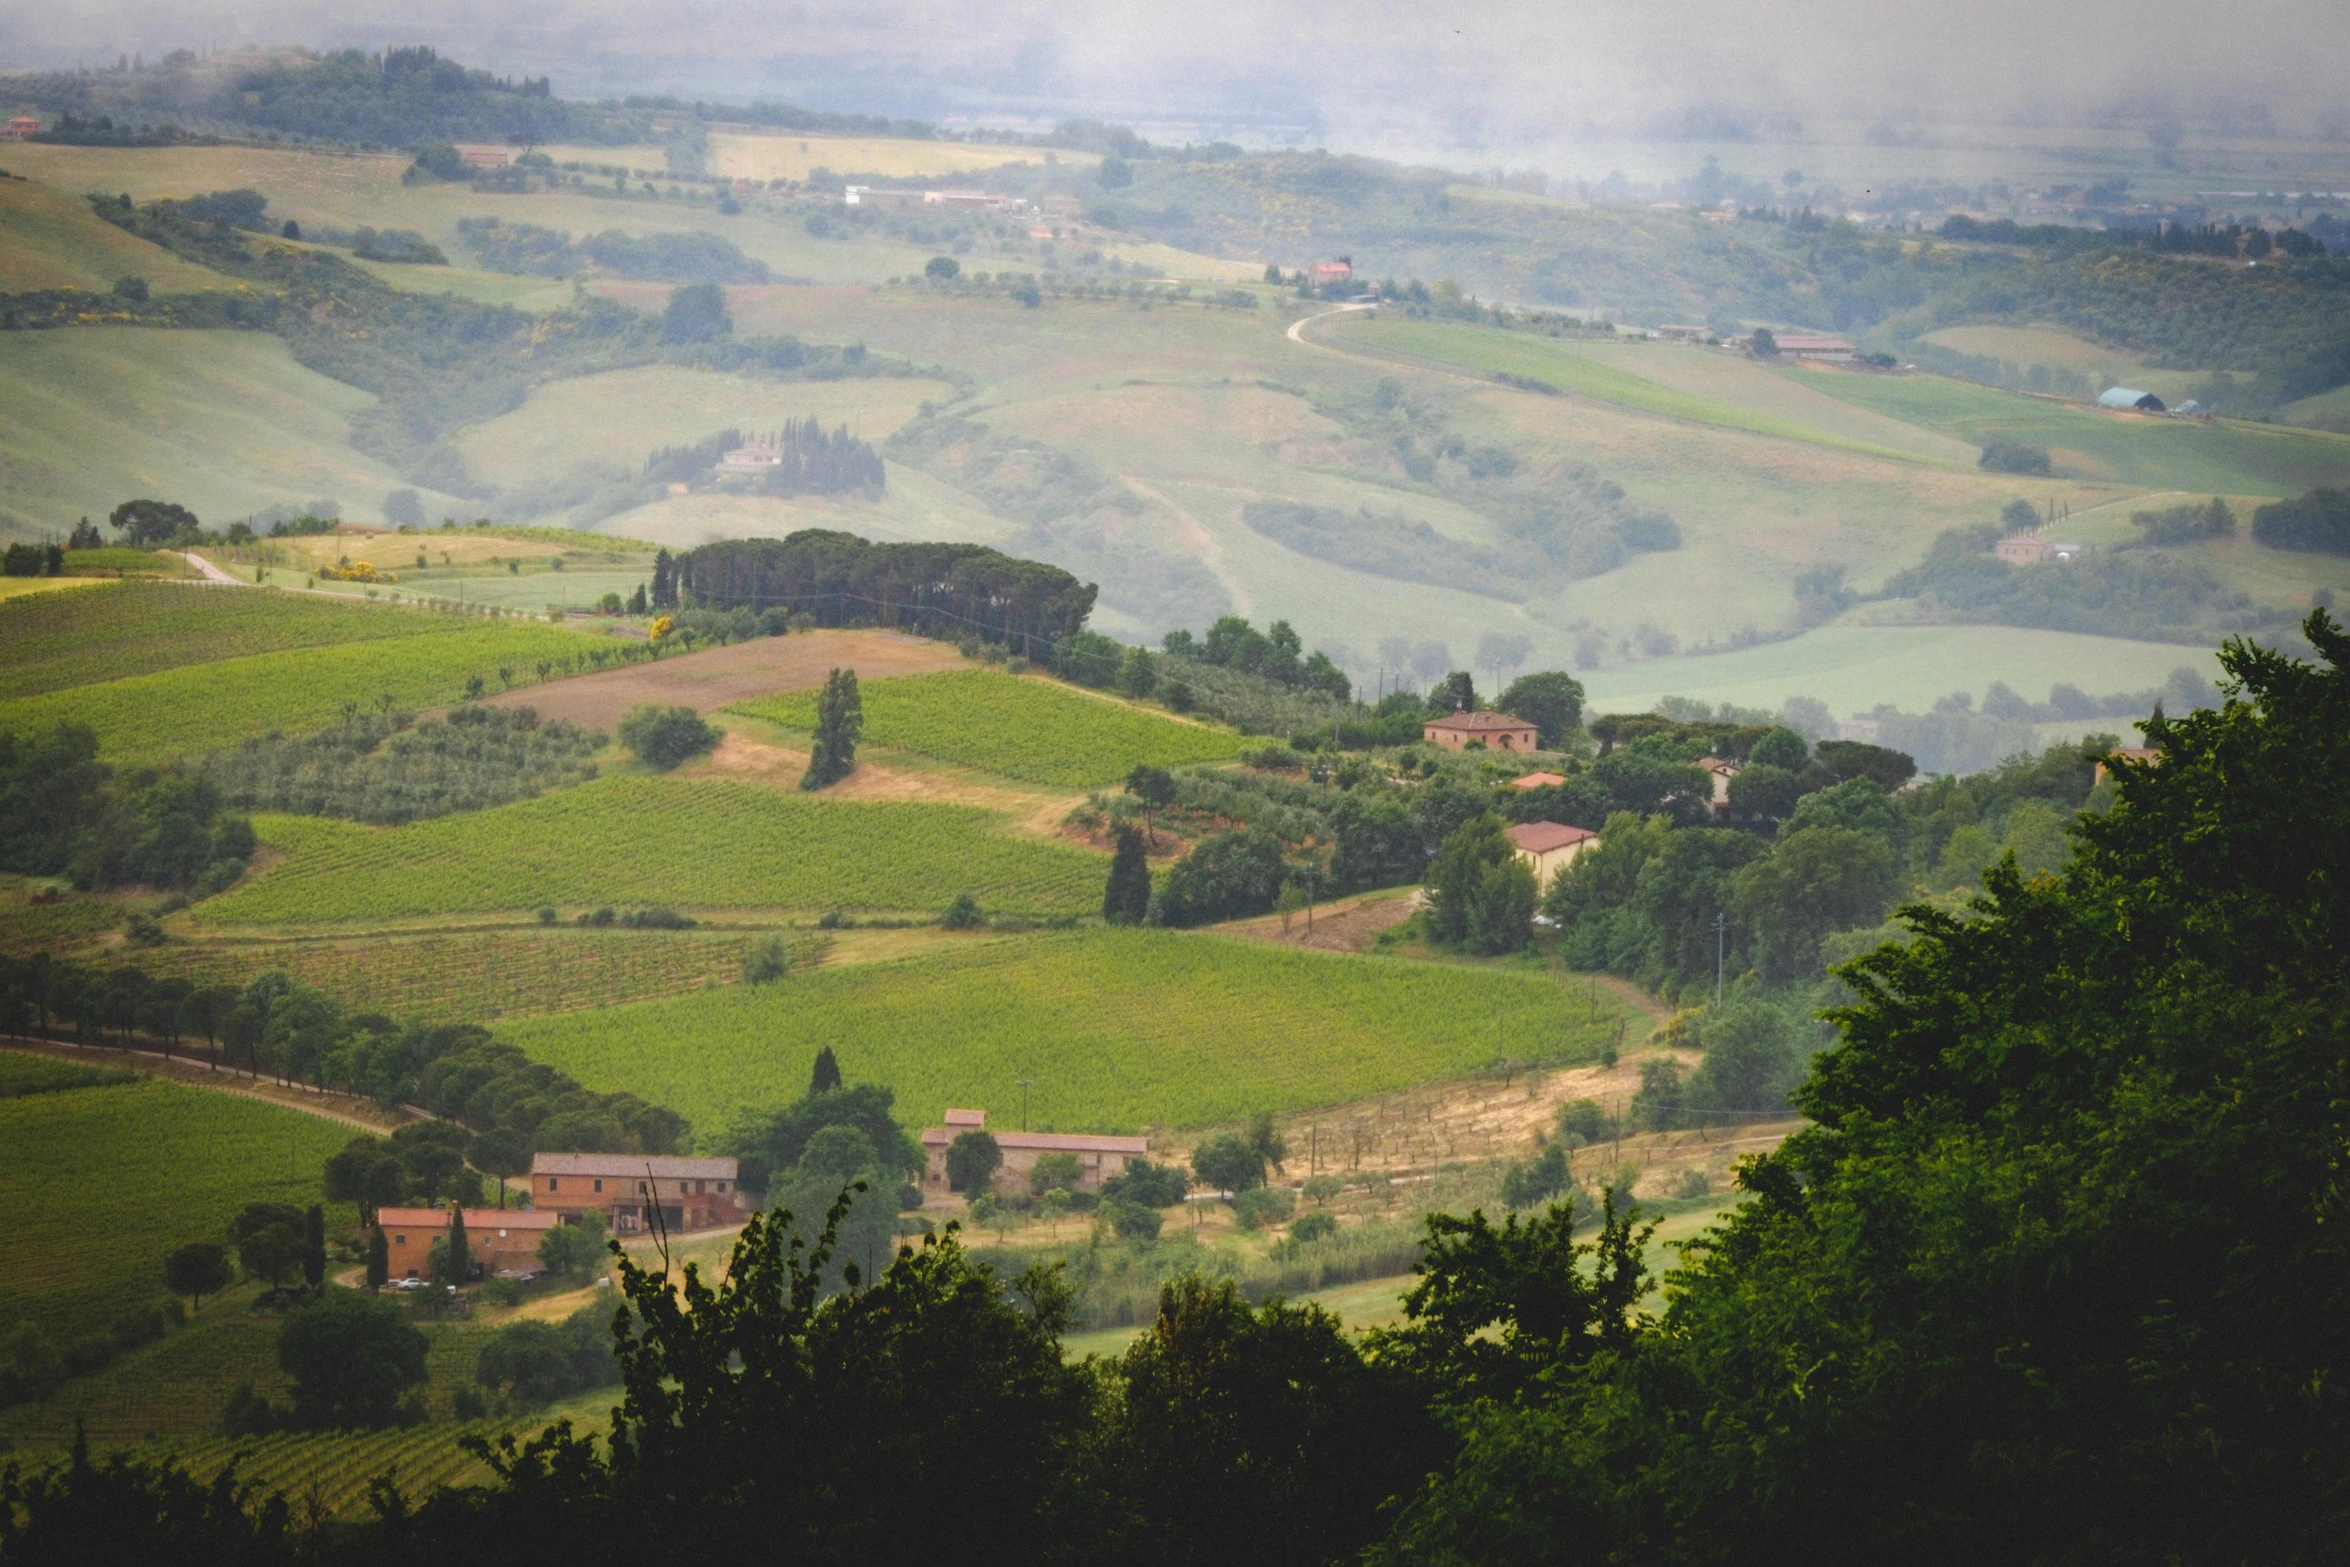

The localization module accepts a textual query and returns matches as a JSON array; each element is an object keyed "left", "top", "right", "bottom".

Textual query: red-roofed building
[
  {"left": 1311, "top": 259, "right": 1353, "bottom": 286},
  {"left": 2, "top": 116, "right": 37, "bottom": 141},
  {"left": 1771, "top": 334, "right": 1855, "bottom": 361},
  {"left": 1423, "top": 709, "right": 1541, "bottom": 752},
  {"left": 376, "top": 1206, "right": 561, "bottom": 1281},
  {"left": 531, "top": 1153, "right": 745, "bottom": 1235},
  {"left": 1505, "top": 821, "right": 1599, "bottom": 889},
  {"left": 921, "top": 1110, "right": 1147, "bottom": 1197},
  {"left": 1510, "top": 771, "right": 1568, "bottom": 790}
]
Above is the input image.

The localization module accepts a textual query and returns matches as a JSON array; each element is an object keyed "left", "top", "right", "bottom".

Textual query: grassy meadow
[
  {"left": 192, "top": 776, "right": 1108, "bottom": 925},
  {"left": 734, "top": 668, "right": 1253, "bottom": 786},
  {"left": 498, "top": 926, "right": 1639, "bottom": 1136},
  {"left": 0, "top": 1075, "right": 352, "bottom": 1340}
]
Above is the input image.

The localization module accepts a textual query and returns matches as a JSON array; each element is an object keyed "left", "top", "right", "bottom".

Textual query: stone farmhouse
[
  {"left": 531, "top": 1152, "right": 747, "bottom": 1236},
  {"left": 921, "top": 1109, "right": 1147, "bottom": 1197},
  {"left": 377, "top": 1206, "right": 560, "bottom": 1281},
  {"left": 1423, "top": 710, "right": 1541, "bottom": 752}
]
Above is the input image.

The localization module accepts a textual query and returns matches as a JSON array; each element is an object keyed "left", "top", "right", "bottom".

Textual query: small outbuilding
[
  {"left": 2098, "top": 387, "right": 2167, "bottom": 412},
  {"left": 1510, "top": 771, "right": 1568, "bottom": 790}
]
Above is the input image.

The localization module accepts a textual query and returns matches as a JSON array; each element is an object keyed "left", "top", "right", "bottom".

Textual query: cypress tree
[
  {"left": 800, "top": 667, "right": 862, "bottom": 790},
  {"left": 444, "top": 1206, "right": 471, "bottom": 1288},
  {"left": 810, "top": 1045, "right": 843, "bottom": 1096},
  {"left": 366, "top": 1225, "right": 389, "bottom": 1290},
  {"left": 1103, "top": 823, "right": 1152, "bottom": 925},
  {"left": 303, "top": 1204, "right": 326, "bottom": 1294}
]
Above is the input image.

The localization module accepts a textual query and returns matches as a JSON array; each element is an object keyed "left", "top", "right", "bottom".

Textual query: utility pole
[
  {"left": 1018, "top": 1078, "right": 1032, "bottom": 1132},
  {"left": 1714, "top": 910, "right": 1728, "bottom": 1007}
]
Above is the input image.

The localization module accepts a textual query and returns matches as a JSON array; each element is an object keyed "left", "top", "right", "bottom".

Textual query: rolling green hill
[{"left": 498, "top": 926, "right": 1638, "bottom": 1136}]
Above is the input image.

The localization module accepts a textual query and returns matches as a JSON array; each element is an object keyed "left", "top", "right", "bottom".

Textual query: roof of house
[
  {"left": 1510, "top": 771, "right": 1569, "bottom": 789},
  {"left": 377, "top": 1207, "right": 453, "bottom": 1228},
  {"left": 531, "top": 1153, "right": 738, "bottom": 1180},
  {"left": 1774, "top": 334, "right": 1854, "bottom": 351},
  {"left": 1506, "top": 821, "right": 1599, "bottom": 855},
  {"left": 921, "top": 1126, "right": 1150, "bottom": 1154},
  {"left": 1424, "top": 709, "right": 1537, "bottom": 734},
  {"left": 1693, "top": 755, "right": 1740, "bottom": 774}
]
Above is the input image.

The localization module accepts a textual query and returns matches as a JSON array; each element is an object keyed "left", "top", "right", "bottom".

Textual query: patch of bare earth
[
  {"left": 1219, "top": 890, "right": 1419, "bottom": 954},
  {"left": 695, "top": 732, "right": 1089, "bottom": 839},
  {"left": 484, "top": 629, "right": 966, "bottom": 731}
]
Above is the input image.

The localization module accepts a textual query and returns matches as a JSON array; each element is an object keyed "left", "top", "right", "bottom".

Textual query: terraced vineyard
[
  {"left": 0, "top": 1076, "right": 352, "bottom": 1339},
  {"left": 193, "top": 776, "right": 1107, "bottom": 925},
  {"left": 499, "top": 927, "right": 1640, "bottom": 1135},
  {"left": 733, "top": 669, "right": 1251, "bottom": 787},
  {"left": 161, "top": 1423, "right": 511, "bottom": 1519},
  {"left": 0, "top": 578, "right": 471, "bottom": 701},
  {"left": 0, "top": 620, "right": 602, "bottom": 765},
  {"left": 0, "top": 1310, "right": 286, "bottom": 1447},
  {"left": 138, "top": 927, "right": 817, "bottom": 1020}
]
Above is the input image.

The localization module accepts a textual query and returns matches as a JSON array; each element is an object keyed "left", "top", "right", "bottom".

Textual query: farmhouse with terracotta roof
[
  {"left": 1423, "top": 709, "right": 1540, "bottom": 752},
  {"left": 1505, "top": 821, "right": 1599, "bottom": 889},
  {"left": 921, "top": 1109, "right": 1147, "bottom": 1197},
  {"left": 376, "top": 1206, "right": 560, "bottom": 1281},
  {"left": 531, "top": 1152, "right": 746, "bottom": 1235}
]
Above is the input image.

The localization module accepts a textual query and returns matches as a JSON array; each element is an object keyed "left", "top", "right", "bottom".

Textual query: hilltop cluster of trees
[
  {"left": 2252, "top": 486, "right": 2350, "bottom": 554},
  {"left": 677, "top": 531, "right": 1097, "bottom": 654},
  {"left": 453, "top": 217, "right": 771, "bottom": 284},
  {"left": 194, "top": 706, "right": 601, "bottom": 825},
  {"left": 0, "top": 722, "right": 256, "bottom": 895},
  {"left": 1882, "top": 518, "right": 2285, "bottom": 643},
  {"left": 0, "top": 955, "right": 690, "bottom": 1156},
  {"left": 643, "top": 421, "right": 885, "bottom": 498}
]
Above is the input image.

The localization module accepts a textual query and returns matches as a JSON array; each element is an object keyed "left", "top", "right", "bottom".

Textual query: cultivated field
[
  {"left": 191, "top": 776, "right": 1108, "bottom": 925},
  {"left": 734, "top": 668, "right": 1253, "bottom": 786},
  {"left": 703, "top": 130, "right": 1095, "bottom": 182},
  {"left": 0, "top": 1075, "right": 352, "bottom": 1340},
  {"left": 0, "top": 616, "right": 604, "bottom": 765},
  {"left": 0, "top": 579, "right": 477, "bottom": 701},
  {"left": 497, "top": 927, "right": 1643, "bottom": 1136},
  {"left": 483, "top": 627, "right": 968, "bottom": 729},
  {"left": 0, "top": 175, "right": 244, "bottom": 293}
]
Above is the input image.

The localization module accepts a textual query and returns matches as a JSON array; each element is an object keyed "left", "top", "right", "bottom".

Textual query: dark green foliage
[
  {"left": 1102, "top": 822, "right": 1152, "bottom": 925},
  {"left": 476, "top": 1306, "right": 620, "bottom": 1406},
  {"left": 939, "top": 891, "right": 983, "bottom": 929},
  {"left": 683, "top": 531, "right": 1098, "bottom": 655},
  {"left": 196, "top": 705, "right": 600, "bottom": 824},
  {"left": 1189, "top": 1132, "right": 1265, "bottom": 1195},
  {"left": 1149, "top": 828, "right": 1286, "bottom": 927},
  {"left": 276, "top": 1289, "right": 428, "bottom": 1429},
  {"left": 107, "top": 498, "right": 199, "bottom": 547},
  {"left": 536, "top": 1210, "right": 607, "bottom": 1279},
  {"left": 809, "top": 1046, "right": 842, "bottom": 1096},
  {"left": 1158, "top": 615, "right": 1352, "bottom": 702},
  {"left": 617, "top": 704, "right": 716, "bottom": 771},
  {"left": 1100, "top": 1158, "right": 1189, "bottom": 1208},
  {"left": 644, "top": 419, "right": 884, "bottom": 497},
  {"left": 944, "top": 1130, "right": 1003, "bottom": 1194},
  {"left": 661, "top": 282, "right": 732, "bottom": 344},
  {"left": 1495, "top": 671, "right": 1585, "bottom": 746},
  {"left": 2133, "top": 495, "right": 2235, "bottom": 544},
  {"left": 1977, "top": 440, "right": 2052, "bottom": 474},
  {"left": 1812, "top": 737, "right": 1918, "bottom": 791},
  {"left": 456, "top": 216, "right": 770, "bottom": 283},
  {"left": 2252, "top": 486, "right": 2350, "bottom": 554},
  {"left": 366, "top": 1227, "right": 389, "bottom": 1290},
  {"left": 228, "top": 1202, "right": 306, "bottom": 1293},
  {"left": 1885, "top": 520, "right": 2276, "bottom": 643},
  {"left": 302, "top": 1205, "right": 326, "bottom": 1294},
  {"left": 163, "top": 1242, "right": 233, "bottom": 1310},
  {"left": 1424, "top": 813, "right": 1536, "bottom": 954},
  {"left": 724, "top": 1081, "right": 922, "bottom": 1193},
  {"left": 1499, "top": 1142, "right": 1569, "bottom": 1208},
  {"left": 1103, "top": 1198, "right": 1163, "bottom": 1242},
  {"left": 924, "top": 254, "right": 960, "bottom": 280}
]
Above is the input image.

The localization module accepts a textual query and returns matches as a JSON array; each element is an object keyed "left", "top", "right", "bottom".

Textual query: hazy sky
[{"left": 9, "top": 0, "right": 2347, "bottom": 152}]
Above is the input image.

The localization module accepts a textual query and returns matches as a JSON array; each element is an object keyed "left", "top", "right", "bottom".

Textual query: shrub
[
  {"left": 618, "top": 704, "right": 717, "bottom": 770},
  {"left": 1978, "top": 441, "right": 2052, "bottom": 475},
  {"left": 743, "top": 936, "right": 792, "bottom": 985},
  {"left": 1288, "top": 1209, "right": 1339, "bottom": 1243},
  {"left": 1103, "top": 1198, "right": 1163, "bottom": 1243},
  {"left": 940, "top": 892, "right": 984, "bottom": 930},
  {"left": 1232, "top": 1186, "right": 1296, "bottom": 1230}
]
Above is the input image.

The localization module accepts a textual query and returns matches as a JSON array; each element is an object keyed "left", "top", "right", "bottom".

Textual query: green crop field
[
  {"left": 0, "top": 579, "right": 489, "bottom": 702},
  {"left": 192, "top": 775, "right": 1107, "bottom": 926},
  {"left": 734, "top": 669, "right": 1252, "bottom": 786},
  {"left": 0, "top": 1075, "right": 353, "bottom": 1340},
  {"left": 138, "top": 927, "right": 800, "bottom": 1021},
  {"left": 0, "top": 618, "right": 601, "bottom": 765},
  {"left": 498, "top": 927, "right": 1641, "bottom": 1136},
  {"left": 1776, "top": 365, "right": 2350, "bottom": 495}
]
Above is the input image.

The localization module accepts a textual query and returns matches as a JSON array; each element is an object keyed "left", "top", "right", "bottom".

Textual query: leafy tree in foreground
[
  {"left": 1383, "top": 611, "right": 2350, "bottom": 1565},
  {"left": 800, "top": 667, "right": 861, "bottom": 790}
]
